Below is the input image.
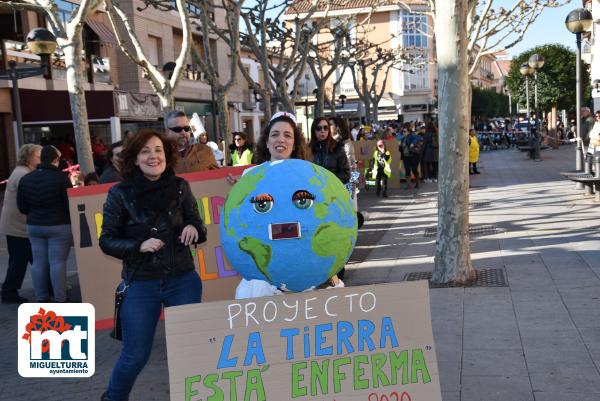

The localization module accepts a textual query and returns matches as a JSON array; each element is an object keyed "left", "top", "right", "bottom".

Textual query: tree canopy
[
  {"left": 471, "top": 87, "right": 510, "bottom": 118},
  {"left": 506, "top": 44, "right": 590, "bottom": 114}
]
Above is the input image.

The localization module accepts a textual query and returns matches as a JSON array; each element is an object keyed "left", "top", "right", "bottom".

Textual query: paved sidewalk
[{"left": 1, "top": 145, "right": 600, "bottom": 401}]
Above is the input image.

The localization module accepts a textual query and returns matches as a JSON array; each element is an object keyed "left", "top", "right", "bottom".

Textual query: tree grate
[
  {"left": 403, "top": 268, "right": 507, "bottom": 288},
  {"left": 432, "top": 201, "right": 492, "bottom": 209},
  {"left": 470, "top": 200, "right": 491, "bottom": 208},
  {"left": 423, "top": 224, "right": 498, "bottom": 238}
]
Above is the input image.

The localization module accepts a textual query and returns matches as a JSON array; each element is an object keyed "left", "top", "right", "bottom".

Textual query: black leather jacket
[
  {"left": 99, "top": 177, "right": 206, "bottom": 280},
  {"left": 312, "top": 141, "right": 351, "bottom": 183}
]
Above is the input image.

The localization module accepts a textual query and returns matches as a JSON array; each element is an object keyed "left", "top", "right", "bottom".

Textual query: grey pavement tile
[
  {"left": 441, "top": 391, "right": 461, "bottom": 401},
  {"left": 532, "top": 391, "right": 600, "bottom": 401},
  {"left": 510, "top": 290, "right": 562, "bottom": 304},
  {"left": 437, "top": 360, "right": 461, "bottom": 392},
  {"left": 519, "top": 327, "right": 585, "bottom": 350},
  {"left": 529, "top": 371, "right": 600, "bottom": 394},
  {"left": 462, "top": 349, "right": 528, "bottom": 376},
  {"left": 461, "top": 375, "right": 534, "bottom": 401},
  {"left": 566, "top": 307, "right": 600, "bottom": 329},
  {"left": 462, "top": 327, "right": 522, "bottom": 351}
]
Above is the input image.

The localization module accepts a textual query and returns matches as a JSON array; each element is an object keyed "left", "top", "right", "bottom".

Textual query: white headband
[{"left": 270, "top": 111, "right": 297, "bottom": 125}]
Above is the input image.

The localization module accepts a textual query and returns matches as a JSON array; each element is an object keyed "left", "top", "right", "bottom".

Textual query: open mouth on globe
[{"left": 269, "top": 222, "right": 301, "bottom": 240}]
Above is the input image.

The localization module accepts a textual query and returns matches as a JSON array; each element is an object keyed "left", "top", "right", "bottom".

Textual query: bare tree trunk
[
  {"left": 216, "top": 92, "right": 231, "bottom": 164},
  {"left": 432, "top": 0, "right": 474, "bottom": 284},
  {"left": 63, "top": 44, "right": 94, "bottom": 174}
]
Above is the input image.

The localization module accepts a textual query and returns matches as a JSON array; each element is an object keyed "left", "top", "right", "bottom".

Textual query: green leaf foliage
[
  {"left": 506, "top": 44, "right": 590, "bottom": 114},
  {"left": 471, "top": 87, "right": 510, "bottom": 118}
]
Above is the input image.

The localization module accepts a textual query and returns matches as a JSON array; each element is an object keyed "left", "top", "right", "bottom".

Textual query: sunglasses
[
  {"left": 169, "top": 126, "right": 191, "bottom": 133},
  {"left": 316, "top": 125, "right": 329, "bottom": 131},
  {"left": 234, "top": 137, "right": 244, "bottom": 141}
]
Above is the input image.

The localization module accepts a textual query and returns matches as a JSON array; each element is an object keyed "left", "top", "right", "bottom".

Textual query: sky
[{"left": 506, "top": 3, "right": 577, "bottom": 57}]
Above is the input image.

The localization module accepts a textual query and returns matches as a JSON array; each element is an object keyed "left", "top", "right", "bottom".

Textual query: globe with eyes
[{"left": 220, "top": 159, "right": 358, "bottom": 292}]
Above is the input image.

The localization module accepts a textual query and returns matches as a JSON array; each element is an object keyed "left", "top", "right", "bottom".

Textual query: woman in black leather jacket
[
  {"left": 309, "top": 117, "right": 350, "bottom": 184},
  {"left": 99, "top": 129, "right": 206, "bottom": 401}
]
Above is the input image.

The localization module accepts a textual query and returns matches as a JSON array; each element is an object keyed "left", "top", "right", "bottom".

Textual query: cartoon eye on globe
[
  {"left": 251, "top": 194, "right": 274, "bottom": 214},
  {"left": 221, "top": 159, "right": 358, "bottom": 292},
  {"left": 292, "top": 190, "right": 314, "bottom": 210}
]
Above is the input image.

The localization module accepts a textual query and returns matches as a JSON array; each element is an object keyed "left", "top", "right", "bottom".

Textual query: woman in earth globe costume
[{"left": 234, "top": 111, "right": 343, "bottom": 299}]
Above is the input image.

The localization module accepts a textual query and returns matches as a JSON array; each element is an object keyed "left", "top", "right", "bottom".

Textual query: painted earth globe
[{"left": 221, "top": 159, "right": 358, "bottom": 292}]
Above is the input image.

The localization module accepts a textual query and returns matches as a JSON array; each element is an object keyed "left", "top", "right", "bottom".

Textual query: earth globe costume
[{"left": 221, "top": 159, "right": 358, "bottom": 298}]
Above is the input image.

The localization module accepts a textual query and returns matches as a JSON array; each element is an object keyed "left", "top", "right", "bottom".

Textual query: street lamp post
[
  {"left": 566, "top": 8, "right": 593, "bottom": 173},
  {"left": 528, "top": 53, "right": 545, "bottom": 160},
  {"left": 519, "top": 63, "right": 533, "bottom": 141},
  {"left": 0, "top": 28, "right": 57, "bottom": 148}
]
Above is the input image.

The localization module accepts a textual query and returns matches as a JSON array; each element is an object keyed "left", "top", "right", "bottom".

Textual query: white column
[{"left": 110, "top": 116, "right": 121, "bottom": 142}]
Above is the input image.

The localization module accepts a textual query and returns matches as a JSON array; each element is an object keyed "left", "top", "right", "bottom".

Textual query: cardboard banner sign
[
  {"left": 165, "top": 281, "right": 442, "bottom": 401},
  {"left": 67, "top": 167, "right": 248, "bottom": 326}
]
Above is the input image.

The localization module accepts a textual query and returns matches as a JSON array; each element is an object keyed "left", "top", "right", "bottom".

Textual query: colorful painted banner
[
  {"left": 165, "top": 281, "right": 442, "bottom": 401},
  {"left": 67, "top": 167, "right": 247, "bottom": 327}
]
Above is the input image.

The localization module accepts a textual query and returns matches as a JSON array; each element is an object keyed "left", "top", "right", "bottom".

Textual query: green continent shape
[
  {"left": 223, "top": 166, "right": 266, "bottom": 239},
  {"left": 312, "top": 222, "right": 357, "bottom": 278},
  {"left": 239, "top": 236, "right": 272, "bottom": 280},
  {"left": 310, "top": 164, "right": 354, "bottom": 221}
]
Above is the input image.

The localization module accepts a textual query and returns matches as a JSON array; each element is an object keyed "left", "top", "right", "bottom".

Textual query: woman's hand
[
  {"left": 226, "top": 173, "right": 238, "bottom": 186},
  {"left": 179, "top": 225, "right": 199, "bottom": 246},
  {"left": 140, "top": 238, "right": 165, "bottom": 253}
]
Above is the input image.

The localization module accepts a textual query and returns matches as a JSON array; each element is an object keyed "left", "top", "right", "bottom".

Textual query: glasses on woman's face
[
  {"left": 235, "top": 137, "right": 244, "bottom": 141},
  {"left": 316, "top": 125, "right": 329, "bottom": 132}
]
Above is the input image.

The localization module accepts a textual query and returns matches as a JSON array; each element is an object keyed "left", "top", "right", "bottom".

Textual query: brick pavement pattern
[{"left": 1, "top": 145, "right": 600, "bottom": 401}]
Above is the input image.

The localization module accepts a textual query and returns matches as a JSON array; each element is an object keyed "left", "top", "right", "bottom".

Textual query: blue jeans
[
  {"left": 105, "top": 270, "right": 202, "bottom": 401},
  {"left": 27, "top": 224, "right": 72, "bottom": 302}
]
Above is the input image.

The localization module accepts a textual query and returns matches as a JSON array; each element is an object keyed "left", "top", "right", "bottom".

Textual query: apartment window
[
  {"left": 403, "top": 59, "right": 429, "bottom": 90},
  {"left": 55, "top": 0, "right": 78, "bottom": 23},
  {"left": 401, "top": 11, "right": 428, "bottom": 48},
  {"left": 147, "top": 36, "right": 162, "bottom": 67}
]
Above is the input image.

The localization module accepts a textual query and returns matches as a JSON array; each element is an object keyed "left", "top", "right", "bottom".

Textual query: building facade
[{"left": 0, "top": 0, "right": 259, "bottom": 176}]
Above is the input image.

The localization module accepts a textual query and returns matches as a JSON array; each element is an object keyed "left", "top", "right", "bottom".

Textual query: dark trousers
[
  {"left": 1, "top": 235, "right": 32, "bottom": 298},
  {"left": 376, "top": 168, "right": 388, "bottom": 195},
  {"left": 425, "top": 161, "right": 438, "bottom": 179},
  {"left": 470, "top": 162, "right": 479, "bottom": 174}
]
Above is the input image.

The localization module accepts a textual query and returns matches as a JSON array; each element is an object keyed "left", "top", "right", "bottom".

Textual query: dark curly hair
[
  {"left": 120, "top": 129, "right": 179, "bottom": 180},
  {"left": 253, "top": 114, "right": 307, "bottom": 164}
]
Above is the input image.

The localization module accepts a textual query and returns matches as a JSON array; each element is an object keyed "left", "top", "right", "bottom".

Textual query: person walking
[
  {"left": 309, "top": 117, "right": 350, "bottom": 184},
  {"left": 0, "top": 144, "right": 41, "bottom": 303},
  {"left": 422, "top": 122, "right": 439, "bottom": 182},
  {"left": 17, "top": 145, "right": 73, "bottom": 302},
  {"left": 99, "top": 130, "right": 206, "bottom": 401},
  {"left": 372, "top": 140, "right": 391, "bottom": 197},
  {"left": 469, "top": 129, "right": 481, "bottom": 174},
  {"left": 400, "top": 128, "right": 423, "bottom": 189}
]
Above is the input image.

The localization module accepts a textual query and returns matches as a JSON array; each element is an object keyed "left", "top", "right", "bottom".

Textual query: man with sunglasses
[{"left": 164, "top": 110, "right": 219, "bottom": 173}]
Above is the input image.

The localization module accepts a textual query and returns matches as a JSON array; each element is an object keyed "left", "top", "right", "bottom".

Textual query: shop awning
[{"left": 85, "top": 20, "right": 118, "bottom": 47}]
